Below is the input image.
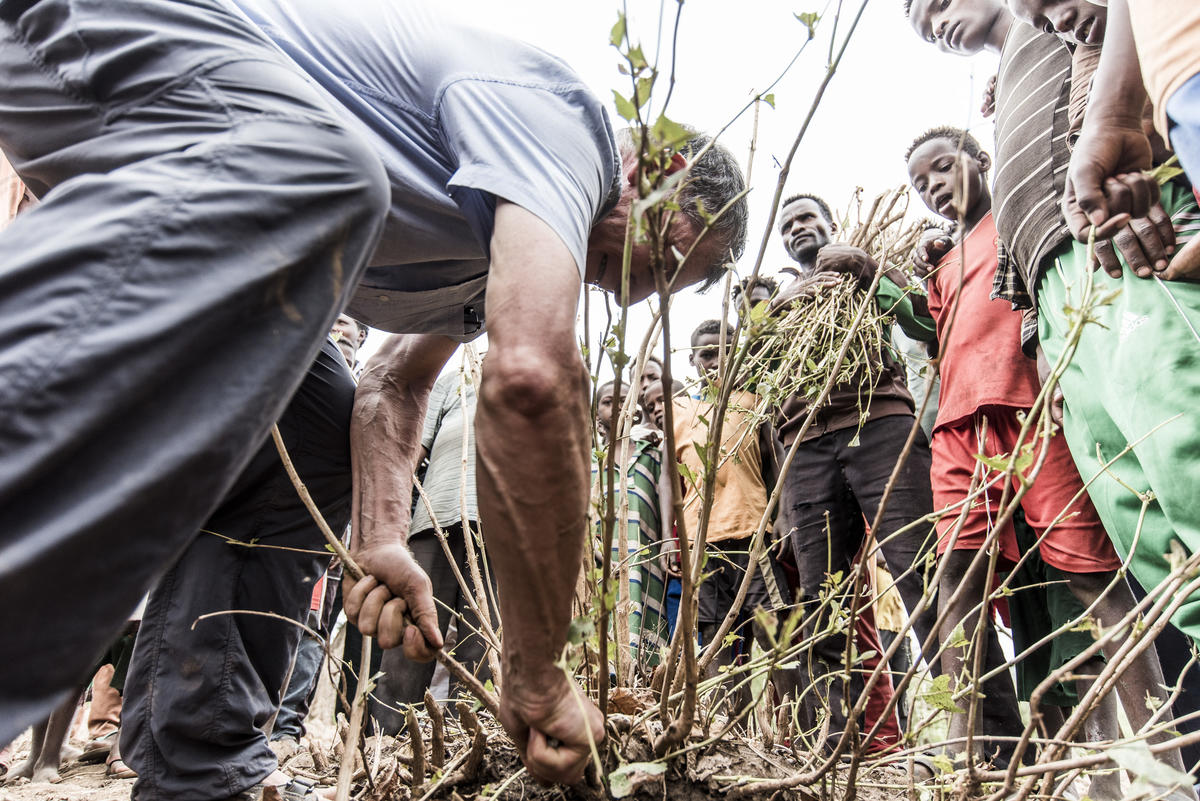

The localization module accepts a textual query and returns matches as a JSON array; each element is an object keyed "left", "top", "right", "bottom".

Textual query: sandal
[
  {"left": 79, "top": 730, "right": 118, "bottom": 764},
  {"left": 105, "top": 757, "right": 137, "bottom": 780}
]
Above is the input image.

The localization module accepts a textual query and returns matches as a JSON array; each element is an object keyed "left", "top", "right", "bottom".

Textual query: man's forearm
[
  {"left": 1082, "top": 0, "right": 1146, "bottom": 129},
  {"left": 351, "top": 333, "right": 456, "bottom": 553},
  {"left": 475, "top": 354, "right": 591, "bottom": 691}
]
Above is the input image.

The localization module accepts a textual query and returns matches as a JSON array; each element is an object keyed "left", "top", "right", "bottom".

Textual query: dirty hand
[
  {"left": 813, "top": 244, "right": 878, "bottom": 286},
  {"left": 499, "top": 671, "right": 604, "bottom": 785},
  {"left": 1065, "top": 122, "right": 1157, "bottom": 240},
  {"left": 980, "top": 74, "right": 997, "bottom": 118},
  {"left": 769, "top": 271, "right": 843, "bottom": 311},
  {"left": 344, "top": 543, "right": 442, "bottom": 660}
]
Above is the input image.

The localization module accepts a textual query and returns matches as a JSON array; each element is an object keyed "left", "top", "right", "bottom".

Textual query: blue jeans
[
  {"left": 665, "top": 577, "right": 682, "bottom": 640},
  {"left": 0, "top": 0, "right": 387, "bottom": 753},
  {"left": 1167, "top": 71, "right": 1200, "bottom": 188}
]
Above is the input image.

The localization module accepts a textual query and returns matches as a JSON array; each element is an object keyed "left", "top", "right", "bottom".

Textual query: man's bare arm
[
  {"left": 344, "top": 332, "right": 458, "bottom": 658},
  {"left": 476, "top": 202, "right": 603, "bottom": 784},
  {"left": 1065, "top": 0, "right": 1158, "bottom": 237}
]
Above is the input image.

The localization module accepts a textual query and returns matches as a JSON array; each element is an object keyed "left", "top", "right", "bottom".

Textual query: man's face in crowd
[
  {"left": 907, "top": 137, "right": 990, "bottom": 223},
  {"left": 639, "top": 359, "right": 663, "bottom": 394},
  {"left": 689, "top": 332, "right": 727, "bottom": 381},
  {"left": 1007, "top": 0, "right": 1105, "bottom": 46},
  {"left": 779, "top": 199, "right": 833, "bottom": 266},
  {"left": 642, "top": 380, "right": 666, "bottom": 431},
  {"left": 909, "top": 0, "right": 1007, "bottom": 55},
  {"left": 331, "top": 314, "right": 364, "bottom": 368},
  {"left": 596, "top": 383, "right": 636, "bottom": 441}
]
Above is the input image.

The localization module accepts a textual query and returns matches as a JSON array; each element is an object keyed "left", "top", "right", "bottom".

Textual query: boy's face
[
  {"left": 642, "top": 381, "right": 666, "bottom": 431},
  {"left": 596, "top": 385, "right": 626, "bottom": 430},
  {"left": 638, "top": 359, "right": 663, "bottom": 393},
  {"left": 909, "top": 0, "right": 1007, "bottom": 55},
  {"left": 1007, "top": 0, "right": 1105, "bottom": 46},
  {"left": 779, "top": 199, "right": 833, "bottom": 266},
  {"left": 689, "top": 332, "right": 726, "bottom": 381},
  {"left": 907, "top": 137, "right": 991, "bottom": 223}
]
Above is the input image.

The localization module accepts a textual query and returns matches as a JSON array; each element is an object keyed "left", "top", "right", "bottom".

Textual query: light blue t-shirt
[{"left": 228, "top": 0, "right": 622, "bottom": 339}]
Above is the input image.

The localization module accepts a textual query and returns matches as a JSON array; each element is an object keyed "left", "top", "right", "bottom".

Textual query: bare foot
[
  {"left": 5, "top": 758, "right": 34, "bottom": 782},
  {"left": 28, "top": 763, "right": 62, "bottom": 784},
  {"left": 1163, "top": 237, "right": 1200, "bottom": 281}
]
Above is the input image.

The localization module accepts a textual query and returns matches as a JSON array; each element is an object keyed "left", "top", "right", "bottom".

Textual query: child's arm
[{"left": 657, "top": 441, "right": 681, "bottom": 577}]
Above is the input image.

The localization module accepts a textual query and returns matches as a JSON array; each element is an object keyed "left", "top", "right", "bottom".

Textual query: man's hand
[
  {"left": 1065, "top": 122, "right": 1158, "bottom": 240},
  {"left": 499, "top": 672, "right": 604, "bottom": 785},
  {"left": 1164, "top": 237, "right": 1200, "bottom": 282},
  {"left": 1090, "top": 202, "right": 1176, "bottom": 279},
  {"left": 912, "top": 228, "right": 953, "bottom": 280},
  {"left": 343, "top": 543, "right": 442, "bottom": 660},
  {"left": 813, "top": 244, "right": 878, "bottom": 286},
  {"left": 769, "top": 270, "right": 842, "bottom": 312}
]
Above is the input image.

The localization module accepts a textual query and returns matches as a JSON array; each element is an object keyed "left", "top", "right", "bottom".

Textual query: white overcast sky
[{"left": 360, "top": 0, "right": 1000, "bottom": 383}]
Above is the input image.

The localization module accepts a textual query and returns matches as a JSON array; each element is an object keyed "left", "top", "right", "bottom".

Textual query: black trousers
[
  {"left": 121, "top": 339, "right": 355, "bottom": 801},
  {"left": 783, "top": 414, "right": 1022, "bottom": 759},
  {"left": 371, "top": 523, "right": 497, "bottom": 733}
]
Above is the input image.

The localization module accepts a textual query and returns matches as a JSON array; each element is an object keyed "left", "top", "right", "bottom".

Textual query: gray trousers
[
  {"left": 0, "top": 0, "right": 388, "bottom": 746},
  {"left": 122, "top": 338, "right": 354, "bottom": 801}
]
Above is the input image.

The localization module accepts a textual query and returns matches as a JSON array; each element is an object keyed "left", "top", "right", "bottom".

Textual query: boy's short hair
[
  {"left": 903, "top": 0, "right": 914, "bottom": 17},
  {"left": 690, "top": 318, "right": 736, "bottom": 348},
  {"left": 780, "top": 192, "right": 834, "bottom": 226},
  {"left": 905, "top": 125, "right": 988, "bottom": 166},
  {"left": 733, "top": 274, "right": 779, "bottom": 299}
]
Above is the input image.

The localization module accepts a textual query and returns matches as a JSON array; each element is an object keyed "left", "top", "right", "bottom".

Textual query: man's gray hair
[{"left": 617, "top": 128, "right": 748, "bottom": 291}]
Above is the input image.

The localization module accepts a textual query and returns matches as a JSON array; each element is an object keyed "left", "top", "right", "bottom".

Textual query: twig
[{"left": 425, "top": 690, "right": 446, "bottom": 770}]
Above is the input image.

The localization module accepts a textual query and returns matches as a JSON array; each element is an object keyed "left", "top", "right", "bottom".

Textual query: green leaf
[
  {"left": 651, "top": 113, "right": 691, "bottom": 149},
  {"left": 567, "top": 615, "right": 595, "bottom": 646},
  {"left": 609, "top": 761, "right": 668, "bottom": 798},
  {"left": 627, "top": 45, "right": 649, "bottom": 72},
  {"left": 974, "top": 452, "right": 1010, "bottom": 472},
  {"left": 946, "top": 622, "right": 970, "bottom": 649},
  {"left": 761, "top": 93, "right": 776, "bottom": 109},
  {"left": 1014, "top": 441, "right": 1035, "bottom": 478},
  {"left": 1149, "top": 155, "right": 1183, "bottom": 187},
  {"left": 609, "top": 13, "right": 626, "bottom": 47},
  {"left": 795, "top": 11, "right": 820, "bottom": 40},
  {"left": 920, "top": 673, "right": 967, "bottom": 714},
  {"left": 612, "top": 90, "right": 637, "bottom": 121},
  {"left": 1110, "top": 740, "right": 1193, "bottom": 788},
  {"left": 634, "top": 75, "right": 655, "bottom": 109}
]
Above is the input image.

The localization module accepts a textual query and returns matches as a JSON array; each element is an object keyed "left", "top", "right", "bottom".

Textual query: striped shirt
[{"left": 990, "top": 25, "right": 1074, "bottom": 353}]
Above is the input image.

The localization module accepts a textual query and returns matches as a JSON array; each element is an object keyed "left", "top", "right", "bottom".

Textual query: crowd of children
[{"left": 5, "top": 0, "right": 1200, "bottom": 797}]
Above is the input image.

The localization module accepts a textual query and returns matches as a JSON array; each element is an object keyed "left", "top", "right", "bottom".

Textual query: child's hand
[
  {"left": 980, "top": 74, "right": 997, "bottom": 119},
  {"left": 912, "top": 228, "right": 953, "bottom": 279}
]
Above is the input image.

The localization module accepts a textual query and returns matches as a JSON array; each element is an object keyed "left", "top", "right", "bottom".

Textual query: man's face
[
  {"left": 689, "top": 332, "right": 726, "bottom": 381},
  {"left": 642, "top": 381, "right": 666, "bottom": 431},
  {"left": 331, "top": 314, "right": 364, "bottom": 368},
  {"left": 907, "top": 137, "right": 990, "bottom": 223},
  {"left": 639, "top": 359, "right": 663, "bottom": 394},
  {"left": 779, "top": 199, "right": 833, "bottom": 266},
  {"left": 1007, "top": 0, "right": 1105, "bottom": 46},
  {"left": 909, "top": 0, "right": 1006, "bottom": 55}
]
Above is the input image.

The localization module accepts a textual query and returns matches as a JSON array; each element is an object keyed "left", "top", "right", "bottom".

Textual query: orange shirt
[
  {"left": 672, "top": 391, "right": 768, "bottom": 544},
  {"left": 926, "top": 212, "right": 1042, "bottom": 431},
  {"left": 1130, "top": 1, "right": 1200, "bottom": 138}
]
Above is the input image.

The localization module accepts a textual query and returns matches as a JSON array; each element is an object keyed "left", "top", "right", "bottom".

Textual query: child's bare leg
[
  {"left": 1068, "top": 658, "right": 1123, "bottom": 801},
  {"left": 1065, "top": 570, "right": 1195, "bottom": 798},
  {"left": 5, "top": 719, "right": 48, "bottom": 782},
  {"left": 29, "top": 693, "right": 81, "bottom": 783},
  {"left": 938, "top": 550, "right": 996, "bottom": 761}
]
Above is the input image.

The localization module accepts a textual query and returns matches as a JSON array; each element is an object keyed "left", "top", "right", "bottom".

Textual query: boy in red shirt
[{"left": 907, "top": 127, "right": 1141, "bottom": 784}]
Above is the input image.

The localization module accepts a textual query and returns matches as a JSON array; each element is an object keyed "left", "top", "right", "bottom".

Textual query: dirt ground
[{"left": 1, "top": 733, "right": 133, "bottom": 801}]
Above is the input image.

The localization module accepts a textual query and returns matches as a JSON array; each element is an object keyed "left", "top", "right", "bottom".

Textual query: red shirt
[{"left": 927, "top": 212, "right": 1042, "bottom": 430}]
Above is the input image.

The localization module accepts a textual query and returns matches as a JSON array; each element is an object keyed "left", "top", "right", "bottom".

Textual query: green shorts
[{"left": 1036, "top": 181, "right": 1200, "bottom": 644}]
